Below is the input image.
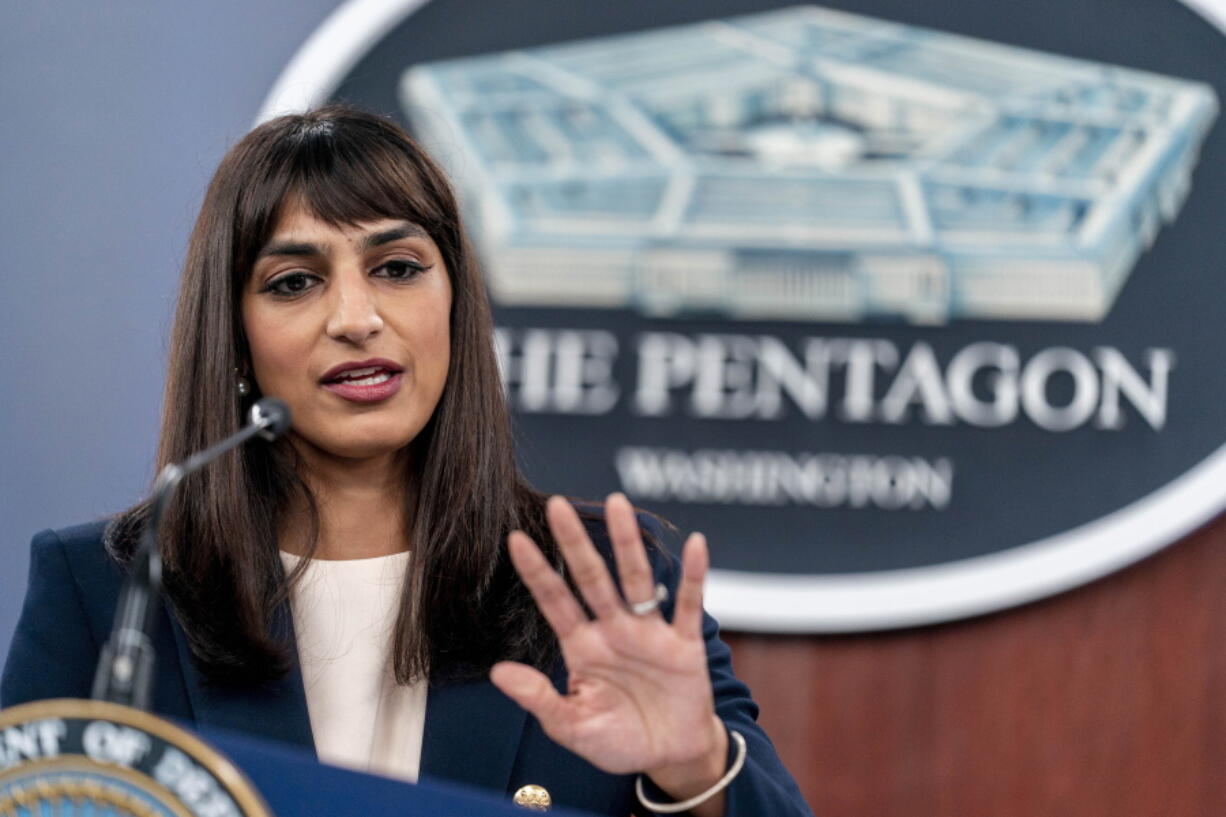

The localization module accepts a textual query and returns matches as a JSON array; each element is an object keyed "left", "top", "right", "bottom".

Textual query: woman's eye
[
  {"left": 263, "top": 271, "right": 318, "bottom": 296},
  {"left": 375, "top": 259, "right": 428, "bottom": 280}
]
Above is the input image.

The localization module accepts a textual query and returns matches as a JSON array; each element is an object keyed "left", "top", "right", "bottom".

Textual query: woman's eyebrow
[
  {"left": 361, "top": 223, "right": 428, "bottom": 250},
  {"left": 256, "top": 223, "right": 428, "bottom": 260},
  {"left": 257, "top": 240, "right": 322, "bottom": 260}
]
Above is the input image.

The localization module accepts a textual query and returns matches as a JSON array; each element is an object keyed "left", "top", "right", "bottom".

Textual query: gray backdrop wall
[{"left": 0, "top": 0, "right": 342, "bottom": 663}]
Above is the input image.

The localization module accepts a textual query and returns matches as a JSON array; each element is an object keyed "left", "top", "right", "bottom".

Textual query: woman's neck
[{"left": 280, "top": 441, "right": 412, "bottom": 560}]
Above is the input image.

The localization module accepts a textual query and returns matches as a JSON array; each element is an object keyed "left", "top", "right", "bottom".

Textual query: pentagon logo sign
[
  {"left": 401, "top": 7, "right": 1215, "bottom": 325},
  {"left": 261, "top": 0, "right": 1226, "bottom": 631}
]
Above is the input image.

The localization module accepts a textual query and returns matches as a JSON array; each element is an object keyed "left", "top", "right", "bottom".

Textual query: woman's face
[{"left": 241, "top": 198, "right": 452, "bottom": 462}]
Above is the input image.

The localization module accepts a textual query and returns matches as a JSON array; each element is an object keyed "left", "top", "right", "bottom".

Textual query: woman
[{"left": 1, "top": 106, "right": 811, "bottom": 816}]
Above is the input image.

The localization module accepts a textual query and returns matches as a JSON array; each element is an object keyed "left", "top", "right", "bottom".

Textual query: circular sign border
[{"left": 258, "top": 0, "right": 1226, "bottom": 632}]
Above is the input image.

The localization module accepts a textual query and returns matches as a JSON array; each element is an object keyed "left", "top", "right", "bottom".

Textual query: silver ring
[{"left": 629, "top": 583, "right": 669, "bottom": 615}]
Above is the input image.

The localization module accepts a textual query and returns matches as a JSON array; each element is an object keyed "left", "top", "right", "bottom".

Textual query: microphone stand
[{"left": 91, "top": 398, "right": 291, "bottom": 709}]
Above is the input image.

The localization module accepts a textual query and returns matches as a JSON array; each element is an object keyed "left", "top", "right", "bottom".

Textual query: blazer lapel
[
  {"left": 167, "top": 601, "right": 316, "bottom": 754},
  {"left": 419, "top": 678, "right": 527, "bottom": 793}
]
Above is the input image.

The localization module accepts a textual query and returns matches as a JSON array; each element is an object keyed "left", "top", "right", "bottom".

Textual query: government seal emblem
[{"left": 0, "top": 699, "right": 271, "bottom": 817}]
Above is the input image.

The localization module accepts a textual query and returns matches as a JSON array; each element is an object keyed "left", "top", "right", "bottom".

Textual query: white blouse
[{"left": 279, "top": 549, "right": 427, "bottom": 782}]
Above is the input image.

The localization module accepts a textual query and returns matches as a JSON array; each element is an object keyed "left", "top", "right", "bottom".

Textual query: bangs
[
  {"left": 289, "top": 127, "right": 439, "bottom": 228},
  {"left": 230, "top": 111, "right": 455, "bottom": 279}
]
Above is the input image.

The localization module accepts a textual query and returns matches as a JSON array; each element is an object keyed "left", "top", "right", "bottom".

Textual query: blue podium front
[
  {"left": 203, "top": 723, "right": 596, "bottom": 817},
  {"left": 0, "top": 699, "right": 596, "bottom": 816}
]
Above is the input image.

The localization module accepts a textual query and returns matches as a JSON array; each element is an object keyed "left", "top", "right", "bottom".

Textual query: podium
[
  {"left": 0, "top": 699, "right": 596, "bottom": 816},
  {"left": 203, "top": 722, "right": 595, "bottom": 816}
]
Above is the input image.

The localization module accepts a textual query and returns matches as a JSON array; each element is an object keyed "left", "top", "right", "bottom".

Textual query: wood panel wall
[{"left": 723, "top": 512, "right": 1226, "bottom": 817}]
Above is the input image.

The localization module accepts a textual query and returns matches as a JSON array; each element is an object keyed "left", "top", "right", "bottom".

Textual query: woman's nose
[{"left": 325, "top": 274, "right": 384, "bottom": 344}]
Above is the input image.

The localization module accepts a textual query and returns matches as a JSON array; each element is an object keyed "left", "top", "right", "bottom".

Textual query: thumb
[{"left": 490, "top": 661, "right": 570, "bottom": 734}]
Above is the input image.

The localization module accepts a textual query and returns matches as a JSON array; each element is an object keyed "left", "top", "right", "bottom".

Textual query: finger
[
  {"left": 547, "top": 495, "right": 623, "bottom": 618},
  {"left": 508, "top": 530, "right": 586, "bottom": 640},
  {"left": 490, "top": 661, "right": 572, "bottom": 741},
  {"left": 673, "top": 532, "right": 708, "bottom": 640},
  {"left": 605, "top": 493, "right": 656, "bottom": 611}
]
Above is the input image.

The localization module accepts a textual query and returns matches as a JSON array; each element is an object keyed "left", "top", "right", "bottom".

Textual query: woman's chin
[
  {"left": 290, "top": 428, "right": 418, "bottom": 464},
  {"left": 331, "top": 442, "right": 411, "bottom": 462}
]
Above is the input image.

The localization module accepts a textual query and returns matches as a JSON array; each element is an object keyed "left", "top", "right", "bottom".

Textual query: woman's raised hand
[{"left": 490, "top": 493, "right": 729, "bottom": 803}]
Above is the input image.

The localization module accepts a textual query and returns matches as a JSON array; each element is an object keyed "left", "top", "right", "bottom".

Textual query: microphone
[
  {"left": 251, "top": 397, "right": 292, "bottom": 440},
  {"left": 92, "top": 398, "right": 292, "bottom": 709}
]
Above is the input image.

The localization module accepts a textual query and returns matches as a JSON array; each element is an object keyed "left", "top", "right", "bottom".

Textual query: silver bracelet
[{"left": 634, "top": 729, "right": 747, "bottom": 814}]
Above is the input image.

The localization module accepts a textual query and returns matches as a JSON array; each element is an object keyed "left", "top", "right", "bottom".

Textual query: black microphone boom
[{"left": 91, "top": 398, "right": 291, "bottom": 709}]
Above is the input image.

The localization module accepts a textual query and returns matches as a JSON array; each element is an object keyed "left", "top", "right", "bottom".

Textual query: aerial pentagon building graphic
[{"left": 401, "top": 6, "right": 1218, "bottom": 323}]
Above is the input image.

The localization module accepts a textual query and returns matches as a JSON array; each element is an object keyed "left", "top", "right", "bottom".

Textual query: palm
[
  {"left": 549, "top": 609, "right": 712, "bottom": 772},
  {"left": 489, "top": 494, "right": 721, "bottom": 776}
]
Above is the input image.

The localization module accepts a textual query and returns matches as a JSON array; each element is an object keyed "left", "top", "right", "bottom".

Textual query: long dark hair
[{"left": 108, "top": 106, "right": 559, "bottom": 685}]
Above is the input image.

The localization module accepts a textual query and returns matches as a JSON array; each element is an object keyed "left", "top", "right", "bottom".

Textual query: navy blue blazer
[{"left": 2, "top": 520, "right": 813, "bottom": 816}]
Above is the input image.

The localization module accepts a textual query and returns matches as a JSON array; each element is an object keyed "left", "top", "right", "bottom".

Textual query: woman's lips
[{"left": 321, "top": 367, "right": 404, "bottom": 403}]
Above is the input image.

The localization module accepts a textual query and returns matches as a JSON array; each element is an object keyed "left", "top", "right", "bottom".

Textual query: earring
[{"left": 235, "top": 367, "right": 252, "bottom": 398}]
